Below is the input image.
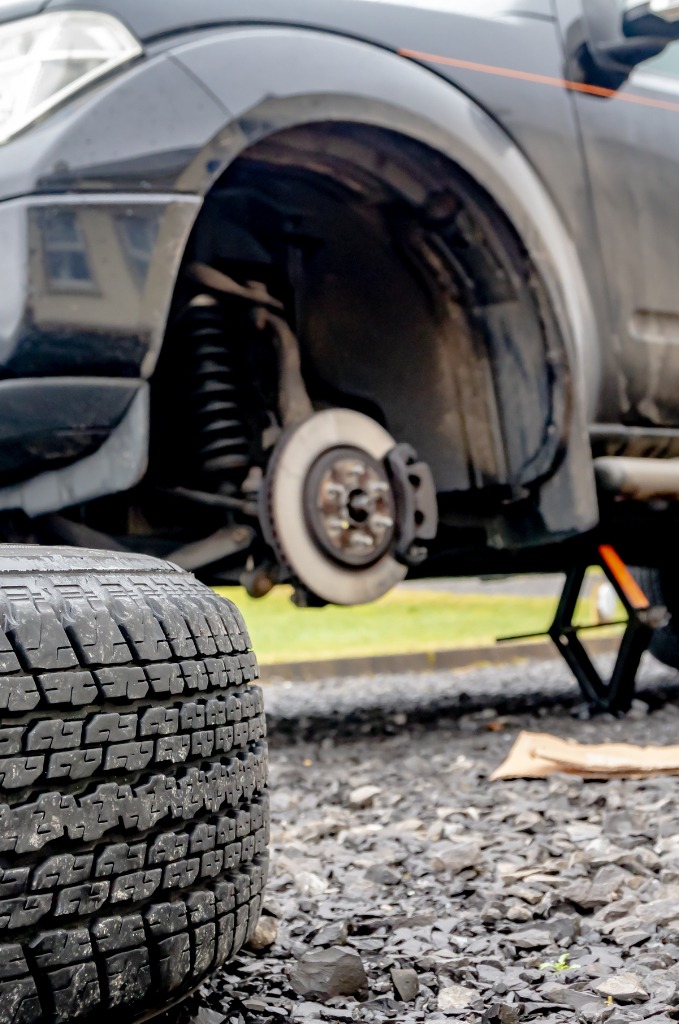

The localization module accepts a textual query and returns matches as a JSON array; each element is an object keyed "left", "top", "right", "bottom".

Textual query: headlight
[{"left": 0, "top": 10, "right": 142, "bottom": 145}]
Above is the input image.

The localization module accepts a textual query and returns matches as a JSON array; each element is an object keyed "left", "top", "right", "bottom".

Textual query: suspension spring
[{"left": 183, "top": 295, "right": 250, "bottom": 492}]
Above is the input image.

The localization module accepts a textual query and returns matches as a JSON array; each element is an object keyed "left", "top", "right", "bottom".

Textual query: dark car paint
[
  {"left": 0, "top": 1, "right": 46, "bottom": 23},
  {"left": 0, "top": 0, "right": 674, "bottom": 538},
  {"left": 557, "top": 0, "right": 679, "bottom": 429}
]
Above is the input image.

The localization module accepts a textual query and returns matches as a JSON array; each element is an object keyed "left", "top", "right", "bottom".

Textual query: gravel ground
[{"left": 165, "top": 657, "right": 679, "bottom": 1024}]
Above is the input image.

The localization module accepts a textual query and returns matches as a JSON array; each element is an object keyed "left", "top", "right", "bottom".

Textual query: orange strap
[{"left": 598, "top": 544, "right": 650, "bottom": 610}]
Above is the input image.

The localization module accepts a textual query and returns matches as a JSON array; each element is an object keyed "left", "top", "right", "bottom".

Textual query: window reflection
[
  {"left": 117, "top": 213, "right": 158, "bottom": 285},
  {"left": 41, "top": 210, "right": 96, "bottom": 293}
]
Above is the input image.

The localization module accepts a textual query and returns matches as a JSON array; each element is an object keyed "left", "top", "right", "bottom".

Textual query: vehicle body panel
[
  {"left": 6, "top": 0, "right": 609, "bottom": 419},
  {"left": 0, "top": 0, "right": 675, "bottom": 562},
  {"left": 557, "top": 0, "right": 679, "bottom": 429}
]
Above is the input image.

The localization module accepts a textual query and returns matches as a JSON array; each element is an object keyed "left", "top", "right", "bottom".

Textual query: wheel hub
[
  {"left": 261, "top": 409, "right": 436, "bottom": 605},
  {"left": 305, "top": 446, "right": 396, "bottom": 567}
]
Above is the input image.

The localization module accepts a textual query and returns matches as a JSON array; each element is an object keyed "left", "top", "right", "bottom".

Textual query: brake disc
[{"left": 261, "top": 409, "right": 437, "bottom": 605}]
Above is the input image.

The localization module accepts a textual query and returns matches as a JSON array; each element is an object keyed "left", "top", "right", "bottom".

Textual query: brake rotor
[{"left": 262, "top": 409, "right": 410, "bottom": 605}]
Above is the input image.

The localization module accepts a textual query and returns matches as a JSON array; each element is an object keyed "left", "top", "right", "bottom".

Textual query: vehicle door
[{"left": 556, "top": 0, "right": 679, "bottom": 427}]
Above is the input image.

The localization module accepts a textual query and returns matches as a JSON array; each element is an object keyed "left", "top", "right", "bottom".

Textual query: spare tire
[{"left": 0, "top": 547, "right": 268, "bottom": 1024}]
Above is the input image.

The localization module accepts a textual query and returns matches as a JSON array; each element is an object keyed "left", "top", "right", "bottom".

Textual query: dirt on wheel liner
[{"left": 171, "top": 663, "right": 679, "bottom": 1024}]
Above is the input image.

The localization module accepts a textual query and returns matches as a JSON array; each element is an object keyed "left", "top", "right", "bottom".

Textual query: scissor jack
[{"left": 501, "top": 544, "right": 669, "bottom": 717}]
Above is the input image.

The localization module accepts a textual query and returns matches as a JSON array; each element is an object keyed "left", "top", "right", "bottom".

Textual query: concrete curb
[{"left": 259, "top": 635, "right": 619, "bottom": 683}]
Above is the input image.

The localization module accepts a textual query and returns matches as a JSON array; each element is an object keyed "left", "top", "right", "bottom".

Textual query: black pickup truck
[{"left": 2, "top": 1, "right": 679, "bottom": 1021}]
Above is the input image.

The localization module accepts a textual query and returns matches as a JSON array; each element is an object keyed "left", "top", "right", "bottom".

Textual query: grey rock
[
  {"left": 190, "top": 1011, "right": 226, "bottom": 1024},
  {"left": 510, "top": 916, "right": 579, "bottom": 950},
  {"left": 180, "top": 664, "right": 679, "bottom": 1024},
  {"left": 482, "top": 1004, "right": 523, "bottom": 1024},
  {"left": 365, "top": 864, "right": 400, "bottom": 885},
  {"left": 437, "top": 983, "right": 474, "bottom": 1011},
  {"left": 594, "top": 974, "right": 650, "bottom": 1004},
  {"left": 508, "top": 925, "right": 553, "bottom": 950},
  {"left": 541, "top": 982, "right": 598, "bottom": 1011},
  {"left": 430, "top": 842, "right": 481, "bottom": 874},
  {"left": 290, "top": 947, "right": 368, "bottom": 1001},
  {"left": 348, "top": 785, "right": 382, "bottom": 808},
  {"left": 391, "top": 968, "right": 419, "bottom": 1002},
  {"left": 311, "top": 921, "right": 349, "bottom": 947}
]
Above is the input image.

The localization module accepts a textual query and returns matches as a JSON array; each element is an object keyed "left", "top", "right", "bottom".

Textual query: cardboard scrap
[{"left": 491, "top": 730, "right": 679, "bottom": 781}]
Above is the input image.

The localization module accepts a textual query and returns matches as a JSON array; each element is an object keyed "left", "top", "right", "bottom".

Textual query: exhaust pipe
[{"left": 594, "top": 456, "right": 679, "bottom": 501}]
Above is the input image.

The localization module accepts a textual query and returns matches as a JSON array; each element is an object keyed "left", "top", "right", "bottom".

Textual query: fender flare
[{"left": 170, "top": 26, "right": 601, "bottom": 430}]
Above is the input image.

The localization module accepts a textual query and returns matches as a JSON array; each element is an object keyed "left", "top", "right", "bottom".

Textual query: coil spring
[{"left": 184, "top": 295, "right": 250, "bottom": 491}]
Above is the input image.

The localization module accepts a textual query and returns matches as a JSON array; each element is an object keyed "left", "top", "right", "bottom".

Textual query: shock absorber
[{"left": 182, "top": 294, "right": 251, "bottom": 493}]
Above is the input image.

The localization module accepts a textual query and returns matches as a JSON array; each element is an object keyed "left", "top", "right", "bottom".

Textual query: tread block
[
  {"left": 109, "top": 869, "right": 161, "bottom": 904},
  {"left": 33, "top": 854, "right": 93, "bottom": 891},
  {"left": 0, "top": 975, "right": 42, "bottom": 1024},
  {"left": 104, "top": 948, "right": 151, "bottom": 1006},
  {"left": 95, "top": 843, "right": 145, "bottom": 879},
  {"left": 205, "top": 698, "right": 227, "bottom": 727},
  {"left": 145, "top": 901, "right": 187, "bottom": 937},
  {"left": 200, "top": 850, "right": 224, "bottom": 878},
  {"left": 9, "top": 600, "right": 78, "bottom": 672},
  {"left": 180, "top": 703, "right": 206, "bottom": 731},
  {"left": 214, "top": 880, "right": 235, "bottom": 916},
  {"left": 109, "top": 599, "right": 171, "bottom": 662},
  {"left": 104, "top": 741, "right": 154, "bottom": 773},
  {"left": 216, "top": 815, "right": 236, "bottom": 846},
  {"left": 189, "top": 822, "right": 216, "bottom": 854},
  {"left": 162, "top": 858, "right": 200, "bottom": 890},
  {"left": 225, "top": 694, "right": 242, "bottom": 722},
  {"left": 148, "top": 831, "right": 188, "bottom": 866},
  {"left": 54, "top": 882, "right": 109, "bottom": 917},
  {"left": 48, "top": 961, "right": 100, "bottom": 1020},
  {"left": 145, "top": 598, "right": 197, "bottom": 659},
  {"left": 48, "top": 748, "right": 103, "bottom": 781},
  {"left": 204, "top": 660, "right": 228, "bottom": 691},
  {"left": 184, "top": 890, "right": 215, "bottom": 926},
  {"left": 191, "top": 731, "right": 214, "bottom": 758},
  {"left": 0, "top": 678, "right": 40, "bottom": 713},
  {"left": 223, "top": 843, "right": 242, "bottom": 871},
  {"left": 37, "top": 671, "right": 97, "bottom": 707},
  {"left": 30, "top": 929, "right": 92, "bottom": 969},
  {"left": 0, "top": 728, "right": 24, "bottom": 756},
  {"left": 76, "top": 785, "right": 127, "bottom": 843},
  {"left": 214, "top": 913, "right": 234, "bottom": 967},
  {"left": 85, "top": 713, "right": 136, "bottom": 745},
  {"left": 64, "top": 599, "right": 131, "bottom": 666},
  {"left": 0, "top": 632, "right": 21, "bottom": 675},
  {"left": 145, "top": 663, "right": 184, "bottom": 696},
  {"left": 157, "top": 933, "right": 191, "bottom": 991},
  {"left": 234, "top": 809, "right": 250, "bottom": 839},
  {"left": 214, "top": 726, "right": 234, "bottom": 753},
  {"left": 0, "top": 756, "right": 44, "bottom": 790},
  {"left": 0, "top": 945, "right": 29, "bottom": 980},
  {"left": 139, "top": 707, "right": 178, "bottom": 737},
  {"left": 180, "top": 607, "right": 217, "bottom": 658},
  {"left": 92, "top": 913, "right": 145, "bottom": 953},
  {"left": 27, "top": 720, "right": 82, "bottom": 752},
  {"left": 0, "top": 868, "right": 30, "bottom": 899},
  {"left": 94, "top": 667, "right": 148, "bottom": 701},
  {"left": 218, "top": 602, "right": 247, "bottom": 652},
  {"left": 0, "top": 894, "right": 52, "bottom": 929},
  {"left": 155, "top": 735, "right": 190, "bottom": 764},
  {"left": 233, "top": 903, "right": 250, "bottom": 954},
  {"left": 193, "top": 921, "right": 216, "bottom": 975},
  {"left": 181, "top": 662, "right": 209, "bottom": 693}
]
